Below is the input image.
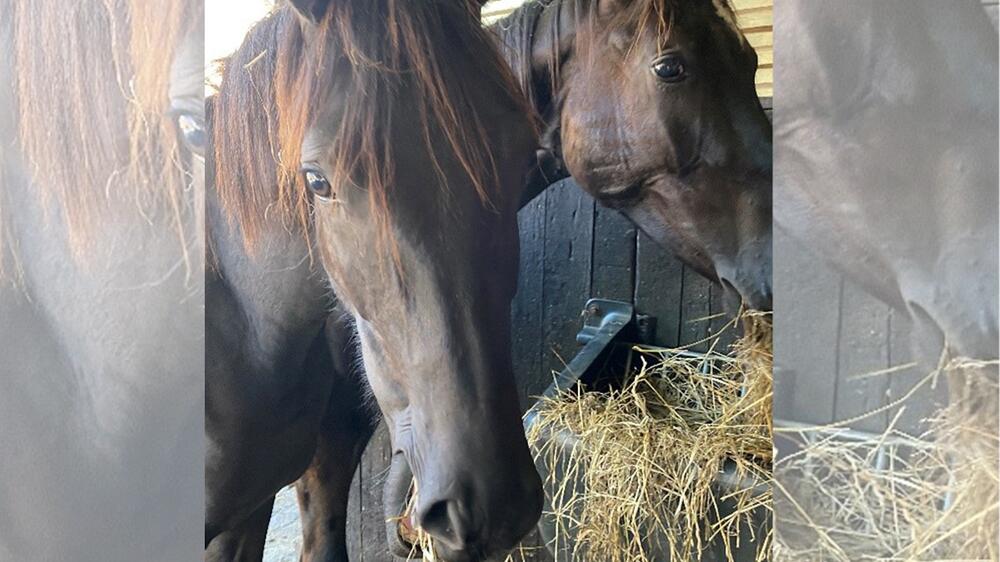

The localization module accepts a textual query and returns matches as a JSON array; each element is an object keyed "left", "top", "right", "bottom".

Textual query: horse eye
[
  {"left": 176, "top": 113, "right": 206, "bottom": 152},
  {"left": 652, "top": 55, "right": 687, "bottom": 82},
  {"left": 303, "top": 169, "right": 334, "bottom": 200}
]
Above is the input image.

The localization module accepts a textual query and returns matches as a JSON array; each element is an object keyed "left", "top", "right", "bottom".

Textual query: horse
[
  {"left": 0, "top": 1, "right": 204, "bottom": 560},
  {"left": 773, "top": 0, "right": 997, "bottom": 556},
  {"left": 492, "top": 0, "right": 773, "bottom": 312},
  {"left": 774, "top": 0, "right": 997, "bottom": 365},
  {"left": 205, "top": 2, "right": 543, "bottom": 562},
  {"left": 208, "top": 0, "right": 774, "bottom": 559}
]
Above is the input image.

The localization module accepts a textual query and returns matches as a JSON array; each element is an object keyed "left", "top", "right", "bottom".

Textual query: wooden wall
[
  {"left": 732, "top": 0, "right": 773, "bottom": 98},
  {"left": 773, "top": 231, "right": 946, "bottom": 437}
]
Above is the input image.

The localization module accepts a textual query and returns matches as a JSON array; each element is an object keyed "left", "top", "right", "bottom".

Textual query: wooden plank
[
  {"left": 731, "top": 0, "right": 772, "bottom": 10},
  {"left": 754, "top": 46, "right": 773, "bottom": 67},
  {"left": 886, "top": 309, "right": 947, "bottom": 435},
  {"left": 679, "top": 265, "right": 714, "bottom": 352},
  {"left": 634, "top": 235, "right": 684, "bottom": 348},
  {"left": 358, "top": 423, "right": 393, "bottom": 562},
  {"left": 745, "top": 30, "right": 771, "bottom": 49},
  {"left": 539, "top": 179, "right": 595, "bottom": 383},
  {"left": 481, "top": 0, "right": 526, "bottom": 23},
  {"left": 512, "top": 194, "right": 548, "bottom": 410},
  {"left": 511, "top": 185, "right": 554, "bottom": 562},
  {"left": 708, "top": 282, "right": 739, "bottom": 354},
  {"left": 773, "top": 229, "right": 841, "bottom": 425},
  {"left": 345, "top": 462, "right": 363, "bottom": 560},
  {"left": 736, "top": 7, "right": 772, "bottom": 32},
  {"left": 590, "top": 202, "right": 637, "bottom": 303},
  {"left": 833, "top": 282, "right": 891, "bottom": 433}
]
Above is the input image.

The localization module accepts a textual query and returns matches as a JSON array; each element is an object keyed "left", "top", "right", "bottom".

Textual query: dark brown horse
[
  {"left": 774, "top": 1, "right": 997, "bottom": 556},
  {"left": 0, "top": 1, "right": 204, "bottom": 560},
  {"left": 775, "top": 0, "right": 997, "bottom": 364},
  {"left": 492, "top": 0, "right": 773, "bottom": 311},
  {"left": 206, "top": 2, "right": 542, "bottom": 562}
]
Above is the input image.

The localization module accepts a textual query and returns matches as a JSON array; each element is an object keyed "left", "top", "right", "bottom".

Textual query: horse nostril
[{"left": 418, "top": 499, "right": 468, "bottom": 551}]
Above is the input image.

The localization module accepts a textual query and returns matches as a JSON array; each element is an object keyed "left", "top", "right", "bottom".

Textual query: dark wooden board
[
  {"left": 345, "top": 457, "right": 363, "bottom": 558},
  {"left": 511, "top": 193, "right": 548, "bottom": 410},
  {"left": 887, "top": 308, "right": 946, "bottom": 435},
  {"left": 634, "top": 234, "right": 685, "bottom": 347},
  {"left": 539, "top": 179, "right": 594, "bottom": 388},
  {"left": 680, "top": 265, "right": 714, "bottom": 352},
  {"left": 347, "top": 423, "right": 396, "bottom": 561},
  {"left": 773, "top": 229, "right": 841, "bottom": 425},
  {"left": 833, "top": 283, "right": 891, "bottom": 433},
  {"left": 590, "top": 203, "right": 636, "bottom": 303}
]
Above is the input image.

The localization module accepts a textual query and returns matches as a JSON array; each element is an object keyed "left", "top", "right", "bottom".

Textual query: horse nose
[
  {"left": 717, "top": 240, "right": 772, "bottom": 312},
  {"left": 418, "top": 497, "right": 473, "bottom": 552},
  {"left": 416, "top": 466, "right": 543, "bottom": 557}
]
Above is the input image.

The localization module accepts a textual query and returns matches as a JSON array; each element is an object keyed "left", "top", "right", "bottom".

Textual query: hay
[
  {"left": 522, "top": 312, "right": 774, "bottom": 562},
  {"left": 774, "top": 357, "right": 999, "bottom": 561},
  {"left": 398, "top": 481, "right": 440, "bottom": 561},
  {"left": 395, "top": 312, "right": 773, "bottom": 562}
]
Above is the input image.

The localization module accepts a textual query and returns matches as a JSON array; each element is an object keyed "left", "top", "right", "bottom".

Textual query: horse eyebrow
[{"left": 300, "top": 127, "right": 335, "bottom": 167}]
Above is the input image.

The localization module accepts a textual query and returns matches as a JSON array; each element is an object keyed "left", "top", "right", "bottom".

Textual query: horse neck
[{"left": 206, "top": 182, "right": 332, "bottom": 365}]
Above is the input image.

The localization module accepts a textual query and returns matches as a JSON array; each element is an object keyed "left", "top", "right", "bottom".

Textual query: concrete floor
[{"left": 263, "top": 486, "right": 302, "bottom": 562}]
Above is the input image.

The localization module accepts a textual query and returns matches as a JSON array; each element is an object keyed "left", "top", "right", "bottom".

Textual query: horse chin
[
  {"left": 719, "top": 281, "right": 745, "bottom": 315},
  {"left": 384, "top": 451, "right": 419, "bottom": 558}
]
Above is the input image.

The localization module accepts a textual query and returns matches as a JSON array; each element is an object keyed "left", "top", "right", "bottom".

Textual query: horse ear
[{"left": 287, "top": 0, "right": 330, "bottom": 24}]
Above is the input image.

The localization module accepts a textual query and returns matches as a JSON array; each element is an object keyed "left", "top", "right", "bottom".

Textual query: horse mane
[
  {"left": 213, "top": 0, "right": 534, "bottom": 255},
  {"left": 1, "top": 0, "right": 197, "bottom": 264}
]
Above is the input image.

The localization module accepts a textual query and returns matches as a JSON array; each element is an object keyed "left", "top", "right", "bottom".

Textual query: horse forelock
[
  {"left": 2, "top": 0, "right": 198, "bottom": 264},
  {"left": 609, "top": 0, "right": 745, "bottom": 57},
  {"left": 214, "top": 0, "right": 534, "bottom": 262},
  {"left": 497, "top": 0, "right": 742, "bottom": 110}
]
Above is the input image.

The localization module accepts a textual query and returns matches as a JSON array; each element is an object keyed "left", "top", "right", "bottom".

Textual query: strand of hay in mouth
[
  {"left": 521, "top": 311, "right": 773, "bottom": 562},
  {"left": 397, "top": 481, "right": 440, "bottom": 561},
  {"left": 774, "top": 357, "right": 999, "bottom": 561}
]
